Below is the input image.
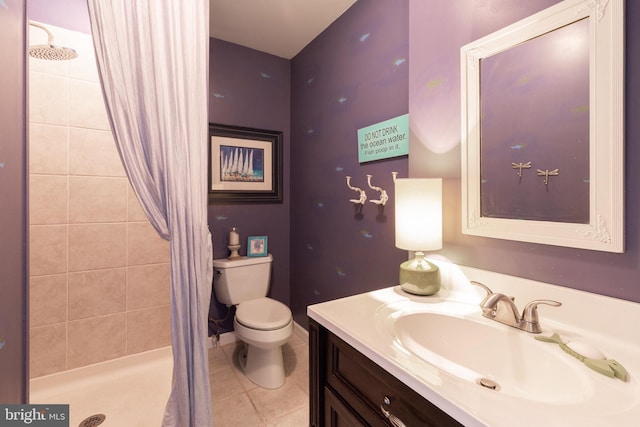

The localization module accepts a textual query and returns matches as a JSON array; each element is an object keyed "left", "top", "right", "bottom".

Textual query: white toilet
[{"left": 212, "top": 254, "right": 293, "bottom": 389}]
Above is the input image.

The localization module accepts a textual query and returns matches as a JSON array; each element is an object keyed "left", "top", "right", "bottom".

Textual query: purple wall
[
  {"left": 208, "top": 39, "right": 291, "bottom": 330},
  {"left": 410, "top": 0, "right": 640, "bottom": 303},
  {"left": 290, "top": 0, "right": 410, "bottom": 327},
  {"left": 0, "top": 0, "right": 28, "bottom": 403},
  {"left": 28, "top": 0, "right": 90, "bottom": 34}
]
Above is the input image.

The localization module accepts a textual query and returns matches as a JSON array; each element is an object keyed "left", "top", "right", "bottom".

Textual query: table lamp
[{"left": 394, "top": 178, "right": 442, "bottom": 295}]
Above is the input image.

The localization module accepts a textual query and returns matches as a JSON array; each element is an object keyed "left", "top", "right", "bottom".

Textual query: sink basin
[{"left": 393, "top": 312, "right": 593, "bottom": 403}]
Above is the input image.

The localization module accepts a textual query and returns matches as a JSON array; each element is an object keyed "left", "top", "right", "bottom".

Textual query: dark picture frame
[{"left": 208, "top": 123, "right": 283, "bottom": 204}]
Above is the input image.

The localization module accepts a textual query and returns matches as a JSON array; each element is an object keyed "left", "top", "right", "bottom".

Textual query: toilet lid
[{"left": 236, "top": 297, "right": 292, "bottom": 330}]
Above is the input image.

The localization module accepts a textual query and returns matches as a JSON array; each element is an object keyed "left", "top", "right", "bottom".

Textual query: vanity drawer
[{"left": 325, "top": 331, "right": 461, "bottom": 427}]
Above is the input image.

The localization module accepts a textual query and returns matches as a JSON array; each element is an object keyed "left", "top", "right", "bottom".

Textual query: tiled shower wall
[{"left": 28, "top": 24, "right": 171, "bottom": 378}]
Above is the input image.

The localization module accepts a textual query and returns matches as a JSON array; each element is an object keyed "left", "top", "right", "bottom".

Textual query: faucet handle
[{"left": 522, "top": 300, "right": 561, "bottom": 333}]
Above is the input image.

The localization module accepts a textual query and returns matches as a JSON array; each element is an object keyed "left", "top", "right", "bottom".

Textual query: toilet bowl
[
  {"left": 234, "top": 297, "right": 293, "bottom": 389},
  {"left": 212, "top": 254, "right": 293, "bottom": 389}
]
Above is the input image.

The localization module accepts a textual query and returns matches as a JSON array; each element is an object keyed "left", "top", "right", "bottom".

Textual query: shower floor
[{"left": 30, "top": 346, "right": 173, "bottom": 427}]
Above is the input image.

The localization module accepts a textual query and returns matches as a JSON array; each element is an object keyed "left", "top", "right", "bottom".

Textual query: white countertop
[{"left": 307, "top": 259, "right": 640, "bottom": 427}]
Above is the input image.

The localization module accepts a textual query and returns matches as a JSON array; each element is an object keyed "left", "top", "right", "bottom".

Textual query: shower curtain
[{"left": 86, "top": 1, "right": 212, "bottom": 426}]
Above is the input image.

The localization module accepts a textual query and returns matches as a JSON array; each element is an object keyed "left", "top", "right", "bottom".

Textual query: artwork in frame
[
  {"left": 208, "top": 123, "right": 283, "bottom": 203},
  {"left": 247, "top": 236, "right": 268, "bottom": 257}
]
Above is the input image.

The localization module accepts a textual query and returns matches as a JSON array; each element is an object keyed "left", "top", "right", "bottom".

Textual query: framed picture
[
  {"left": 247, "top": 236, "right": 268, "bottom": 257},
  {"left": 208, "top": 123, "right": 283, "bottom": 204}
]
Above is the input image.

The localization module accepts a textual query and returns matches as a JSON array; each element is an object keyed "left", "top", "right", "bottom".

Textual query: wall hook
[
  {"left": 346, "top": 176, "right": 367, "bottom": 204},
  {"left": 392, "top": 171, "right": 398, "bottom": 182},
  {"left": 536, "top": 168, "right": 559, "bottom": 186},
  {"left": 367, "top": 174, "right": 388, "bottom": 206},
  {"left": 512, "top": 161, "right": 532, "bottom": 179}
]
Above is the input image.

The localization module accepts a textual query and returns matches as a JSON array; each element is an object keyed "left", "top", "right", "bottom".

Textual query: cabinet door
[{"left": 324, "top": 387, "right": 367, "bottom": 427}]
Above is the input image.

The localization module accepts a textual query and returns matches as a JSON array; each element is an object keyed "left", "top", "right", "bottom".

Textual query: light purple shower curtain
[{"left": 86, "top": 1, "right": 212, "bottom": 426}]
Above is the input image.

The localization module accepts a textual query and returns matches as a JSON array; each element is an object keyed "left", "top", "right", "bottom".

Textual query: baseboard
[{"left": 292, "top": 321, "right": 309, "bottom": 344}]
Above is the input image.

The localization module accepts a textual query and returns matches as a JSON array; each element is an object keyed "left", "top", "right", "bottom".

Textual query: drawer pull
[{"left": 380, "top": 396, "right": 407, "bottom": 427}]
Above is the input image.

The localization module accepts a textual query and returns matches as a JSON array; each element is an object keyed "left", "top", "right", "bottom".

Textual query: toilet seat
[{"left": 236, "top": 297, "right": 292, "bottom": 331}]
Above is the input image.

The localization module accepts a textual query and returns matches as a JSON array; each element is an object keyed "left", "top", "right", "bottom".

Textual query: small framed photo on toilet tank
[{"left": 247, "top": 236, "right": 268, "bottom": 257}]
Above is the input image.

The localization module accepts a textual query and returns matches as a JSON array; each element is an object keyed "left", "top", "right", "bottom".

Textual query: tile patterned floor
[{"left": 209, "top": 332, "right": 309, "bottom": 426}]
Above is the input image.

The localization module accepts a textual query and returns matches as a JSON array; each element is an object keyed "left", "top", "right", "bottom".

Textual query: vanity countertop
[{"left": 307, "top": 259, "right": 640, "bottom": 427}]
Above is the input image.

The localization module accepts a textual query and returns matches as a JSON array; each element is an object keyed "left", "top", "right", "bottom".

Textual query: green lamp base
[{"left": 399, "top": 253, "right": 441, "bottom": 295}]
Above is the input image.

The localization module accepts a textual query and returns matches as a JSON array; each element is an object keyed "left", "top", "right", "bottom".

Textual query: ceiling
[{"left": 210, "top": 0, "right": 357, "bottom": 59}]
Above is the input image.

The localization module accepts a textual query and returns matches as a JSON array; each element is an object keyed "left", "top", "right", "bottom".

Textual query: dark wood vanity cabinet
[{"left": 309, "top": 318, "right": 462, "bottom": 427}]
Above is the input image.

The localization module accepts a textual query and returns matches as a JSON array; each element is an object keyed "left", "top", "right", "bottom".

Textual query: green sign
[{"left": 357, "top": 114, "right": 409, "bottom": 163}]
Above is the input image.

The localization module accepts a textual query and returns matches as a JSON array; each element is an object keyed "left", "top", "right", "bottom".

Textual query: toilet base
[{"left": 239, "top": 342, "right": 286, "bottom": 390}]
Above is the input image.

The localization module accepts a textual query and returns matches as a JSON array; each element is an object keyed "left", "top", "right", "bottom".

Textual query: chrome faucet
[{"left": 471, "top": 281, "right": 561, "bottom": 333}]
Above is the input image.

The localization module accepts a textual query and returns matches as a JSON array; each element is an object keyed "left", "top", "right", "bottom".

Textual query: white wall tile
[
  {"left": 69, "top": 79, "right": 110, "bottom": 130},
  {"left": 30, "top": 225, "right": 68, "bottom": 276},
  {"left": 29, "top": 72, "right": 69, "bottom": 126},
  {"left": 69, "top": 127, "right": 124, "bottom": 177},
  {"left": 68, "top": 223, "right": 126, "bottom": 271},
  {"left": 30, "top": 174, "right": 68, "bottom": 225},
  {"left": 69, "top": 176, "right": 127, "bottom": 223},
  {"left": 29, "top": 123, "right": 68, "bottom": 175}
]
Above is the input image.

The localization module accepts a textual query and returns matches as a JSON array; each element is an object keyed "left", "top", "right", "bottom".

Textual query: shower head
[
  {"left": 28, "top": 21, "right": 78, "bottom": 60},
  {"left": 29, "top": 44, "right": 78, "bottom": 60}
]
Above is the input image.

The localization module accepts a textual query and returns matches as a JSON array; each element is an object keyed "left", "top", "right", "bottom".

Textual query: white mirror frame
[{"left": 461, "top": 0, "right": 624, "bottom": 253}]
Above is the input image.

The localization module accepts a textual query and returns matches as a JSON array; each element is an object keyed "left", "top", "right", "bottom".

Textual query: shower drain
[{"left": 78, "top": 414, "right": 106, "bottom": 427}]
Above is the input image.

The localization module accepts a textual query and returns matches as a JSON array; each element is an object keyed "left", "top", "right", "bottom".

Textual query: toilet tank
[{"left": 213, "top": 254, "right": 272, "bottom": 305}]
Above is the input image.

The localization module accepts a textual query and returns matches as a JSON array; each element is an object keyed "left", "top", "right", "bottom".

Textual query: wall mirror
[{"left": 461, "top": 0, "right": 624, "bottom": 252}]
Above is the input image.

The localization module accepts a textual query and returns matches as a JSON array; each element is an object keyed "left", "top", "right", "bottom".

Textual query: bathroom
[{"left": 1, "top": 0, "right": 640, "bottom": 424}]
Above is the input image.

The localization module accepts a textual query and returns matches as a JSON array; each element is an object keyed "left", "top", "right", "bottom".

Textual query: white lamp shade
[{"left": 395, "top": 178, "right": 442, "bottom": 251}]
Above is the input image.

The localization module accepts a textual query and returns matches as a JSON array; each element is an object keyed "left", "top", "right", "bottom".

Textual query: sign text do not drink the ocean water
[{"left": 357, "top": 114, "right": 409, "bottom": 163}]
